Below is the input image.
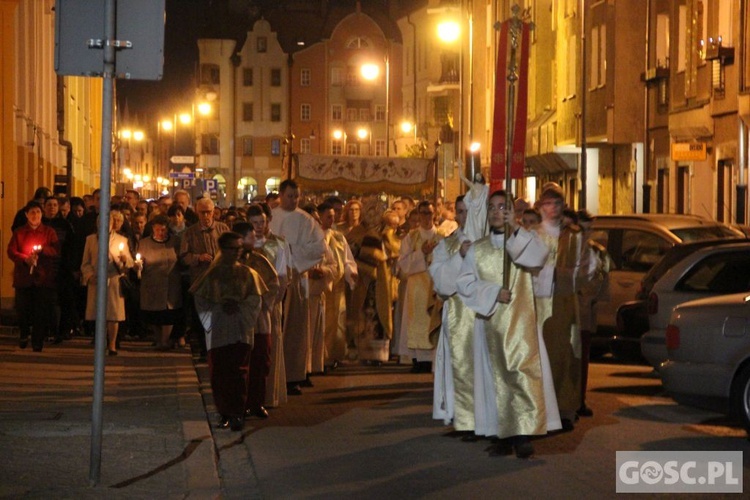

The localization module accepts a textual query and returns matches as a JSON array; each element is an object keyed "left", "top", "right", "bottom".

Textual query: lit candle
[
  {"left": 29, "top": 245, "right": 42, "bottom": 275},
  {"left": 135, "top": 253, "right": 142, "bottom": 279}
]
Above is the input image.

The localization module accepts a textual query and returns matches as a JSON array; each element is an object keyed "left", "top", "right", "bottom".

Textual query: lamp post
[{"left": 360, "top": 58, "right": 389, "bottom": 157}]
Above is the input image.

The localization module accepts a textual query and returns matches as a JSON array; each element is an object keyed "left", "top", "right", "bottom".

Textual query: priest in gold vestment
[
  {"left": 396, "top": 200, "right": 444, "bottom": 373},
  {"left": 533, "top": 185, "right": 589, "bottom": 430},
  {"left": 456, "top": 190, "right": 561, "bottom": 458}
]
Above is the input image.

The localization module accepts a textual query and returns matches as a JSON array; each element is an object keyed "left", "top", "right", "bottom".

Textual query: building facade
[{"left": 1, "top": 0, "right": 104, "bottom": 306}]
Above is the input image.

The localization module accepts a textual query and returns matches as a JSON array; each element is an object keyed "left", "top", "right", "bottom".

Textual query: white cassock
[
  {"left": 457, "top": 229, "right": 562, "bottom": 437},
  {"left": 428, "top": 228, "right": 471, "bottom": 424}
]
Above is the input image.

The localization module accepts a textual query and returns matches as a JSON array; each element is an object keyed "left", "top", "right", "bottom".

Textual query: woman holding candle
[
  {"left": 80, "top": 209, "right": 134, "bottom": 356},
  {"left": 7, "top": 201, "right": 60, "bottom": 351},
  {"left": 136, "top": 215, "right": 182, "bottom": 349}
]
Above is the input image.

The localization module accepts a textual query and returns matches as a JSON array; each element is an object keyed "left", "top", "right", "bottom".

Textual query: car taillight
[
  {"left": 666, "top": 324, "right": 680, "bottom": 350},
  {"left": 648, "top": 292, "right": 658, "bottom": 315}
]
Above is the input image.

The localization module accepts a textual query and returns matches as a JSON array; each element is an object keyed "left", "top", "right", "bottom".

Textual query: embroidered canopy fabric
[{"left": 294, "top": 154, "right": 435, "bottom": 195}]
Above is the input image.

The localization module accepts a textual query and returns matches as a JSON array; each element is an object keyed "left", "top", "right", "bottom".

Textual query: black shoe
[
  {"left": 561, "top": 418, "right": 575, "bottom": 432},
  {"left": 229, "top": 416, "right": 244, "bottom": 431},
  {"left": 245, "top": 406, "right": 269, "bottom": 419},
  {"left": 461, "top": 433, "right": 479, "bottom": 442},
  {"left": 287, "top": 384, "right": 302, "bottom": 396},
  {"left": 488, "top": 438, "right": 514, "bottom": 457},
  {"left": 216, "top": 416, "right": 230, "bottom": 429},
  {"left": 19, "top": 339, "right": 28, "bottom": 349},
  {"left": 300, "top": 377, "right": 314, "bottom": 388},
  {"left": 108, "top": 350, "right": 118, "bottom": 356},
  {"left": 513, "top": 436, "right": 534, "bottom": 459},
  {"left": 576, "top": 405, "right": 594, "bottom": 417},
  {"left": 32, "top": 346, "right": 43, "bottom": 352}
]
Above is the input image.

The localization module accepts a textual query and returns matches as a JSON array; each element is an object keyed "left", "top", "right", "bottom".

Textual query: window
[
  {"left": 656, "top": 14, "right": 669, "bottom": 68},
  {"left": 331, "top": 105, "right": 343, "bottom": 121},
  {"left": 242, "top": 103, "right": 254, "bottom": 122},
  {"left": 346, "top": 37, "right": 370, "bottom": 49},
  {"left": 375, "top": 139, "right": 386, "bottom": 156},
  {"left": 375, "top": 105, "right": 385, "bottom": 121},
  {"left": 567, "top": 34, "right": 576, "bottom": 96},
  {"left": 359, "top": 108, "right": 370, "bottom": 121},
  {"left": 243, "top": 68, "right": 253, "bottom": 86},
  {"left": 242, "top": 138, "right": 254, "bottom": 156},
  {"left": 347, "top": 143, "right": 359, "bottom": 155},
  {"left": 677, "top": 5, "right": 686, "bottom": 72},
  {"left": 271, "top": 103, "right": 281, "bottom": 122},
  {"left": 331, "top": 67, "right": 343, "bottom": 86},
  {"left": 300, "top": 138, "right": 311, "bottom": 154},
  {"left": 331, "top": 140, "right": 342, "bottom": 155},
  {"left": 271, "top": 139, "right": 281, "bottom": 156},
  {"left": 677, "top": 253, "right": 750, "bottom": 294},
  {"left": 271, "top": 68, "right": 281, "bottom": 87},
  {"left": 265, "top": 177, "right": 281, "bottom": 193},
  {"left": 257, "top": 36, "right": 267, "bottom": 53},
  {"left": 433, "top": 96, "right": 451, "bottom": 125},
  {"left": 300, "top": 103, "right": 311, "bottom": 121},
  {"left": 200, "top": 64, "right": 220, "bottom": 85},
  {"left": 201, "top": 135, "right": 219, "bottom": 155},
  {"left": 620, "top": 230, "right": 671, "bottom": 273},
  {"left": 346, "top": 108, "right": 358, "bottom": 121},
  {"left": 300, "top": 68, "right": 311, "bottom": 87},
  {"left": 346, "top": 68, "right": 360, "bottom": 85},
  {"left": 590, "top": 24, "right": 606, "bottom": 88}
]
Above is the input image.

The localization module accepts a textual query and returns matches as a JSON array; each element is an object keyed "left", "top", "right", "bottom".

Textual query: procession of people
[{"left": 7, "top": 178, "right": 608, "bottom": 446}]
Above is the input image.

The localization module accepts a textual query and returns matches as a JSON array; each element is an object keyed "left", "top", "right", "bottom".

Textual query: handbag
[{"left": 119, "top": 271, "right": 138, "bottom": 296}]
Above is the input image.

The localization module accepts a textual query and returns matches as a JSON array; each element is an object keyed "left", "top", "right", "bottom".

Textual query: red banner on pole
[{"left": 490, "top": 20, "right": 531, "bottom": 192}]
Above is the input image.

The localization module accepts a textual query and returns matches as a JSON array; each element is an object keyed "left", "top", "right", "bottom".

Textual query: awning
[
  {"left": 293, "top": 153, "right": 436, "bottom": 196},
  {"left": 525, "top": 152, "right": 578, "bottom": 175}
]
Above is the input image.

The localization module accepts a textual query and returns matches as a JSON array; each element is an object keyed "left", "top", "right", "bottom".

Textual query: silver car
[
  {"left": 640, "top": 241, "right": 750, "bottom": 369},
  {"left": 661, "top": 292, "right": 750, "bottom": 431}
]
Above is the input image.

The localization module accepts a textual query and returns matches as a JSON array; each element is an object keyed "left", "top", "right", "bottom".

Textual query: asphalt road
[{"left": 201, "top": 359, "right": 750, "bottom": 498}]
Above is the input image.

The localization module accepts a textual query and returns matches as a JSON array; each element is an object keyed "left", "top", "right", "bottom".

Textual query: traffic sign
[
  {"left": 168, "top": 172, "right": 195, "bottom": 180},
  {"left": 204, "top": 179, "right": 218, "bottom": 192},
  {"left": 170, "top": 155, "right": 195, "bottom": 164}
]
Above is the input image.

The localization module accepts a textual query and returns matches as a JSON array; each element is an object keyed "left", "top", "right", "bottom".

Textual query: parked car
[
  {"left": 639, "top": 241, "right": 750, "bottom": 369},
  {"left": 660, "top": 292, "right": 750, "bottom": 432},
  {"left": 588, "top": 214, "right": 742, "bottom": 355},
  {"left": 612, "top": 239, "right": 750, "bottom": 362}
]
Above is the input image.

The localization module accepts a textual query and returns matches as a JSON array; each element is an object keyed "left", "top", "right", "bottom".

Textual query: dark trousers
[
  {"left": 186, "top": 293, "right": 208, "bottom": 356},
  {"left": 247, "top": 333, "right": 272, "bottom": 410},
  {"left": 208, "top": 342, "right": 252, "bottom": 418},
  {"left": 580, "top": 330, "right": 592, "bottom": 407},
  {"left": 16, "top": 286, "right": 55, "bottom": 349}
]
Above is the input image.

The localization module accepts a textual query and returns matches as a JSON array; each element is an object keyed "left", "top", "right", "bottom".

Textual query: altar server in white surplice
[
  {"left": 429, "top": 195, "right": 475, "bottom": 432},
  {"left": 456, "top": 190, "right": 561, "bottom": 459}
]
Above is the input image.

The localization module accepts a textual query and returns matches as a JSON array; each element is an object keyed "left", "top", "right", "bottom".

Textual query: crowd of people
[{"left": 7, "top": 178, "right": 609, "bottom": 444}]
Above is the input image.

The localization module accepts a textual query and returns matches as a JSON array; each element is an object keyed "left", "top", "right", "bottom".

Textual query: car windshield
[{"left": 672, "top": 226, "right": 741, "bottom": 242}]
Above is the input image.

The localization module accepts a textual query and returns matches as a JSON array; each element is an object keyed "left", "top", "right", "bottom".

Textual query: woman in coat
[{"left": 81, "top": 210, "right": 134, "bottom": 355}]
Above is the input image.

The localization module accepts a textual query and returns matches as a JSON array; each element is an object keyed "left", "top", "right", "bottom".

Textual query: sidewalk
[{"left": 0, "top": 327, "right": 221, "bottom": 499}]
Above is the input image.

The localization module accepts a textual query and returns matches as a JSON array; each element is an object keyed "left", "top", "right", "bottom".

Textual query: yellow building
[{"left": 1, "top": 0, "right": 103, "bottom": 309}]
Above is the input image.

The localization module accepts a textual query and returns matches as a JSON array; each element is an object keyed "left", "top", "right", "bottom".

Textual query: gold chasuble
[
  {"left": 471, "top": 237, "right": 546, "bottom": 438},
  {"left": 323, "top": 229, "right": 348, "bottom": 363},
  {"left": 400, "top": 227, "right": 443, "bottom": 351},
  {"left": 430, "top": 231, "right": 476, "bottom": 431},
  {"left": 534, "top": 224, "right": 582, "bottom": 414}
]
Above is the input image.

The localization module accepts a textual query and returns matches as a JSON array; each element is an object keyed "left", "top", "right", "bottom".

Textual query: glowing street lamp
[
  {"left": 360, "top": 63, "right": 380, "bottom": 81},
  {"left": 197, "top": 102, "right": 212, "bottom": 116},
  {"left": 437, "top": 20, "right": 460, "bottom": 43}
]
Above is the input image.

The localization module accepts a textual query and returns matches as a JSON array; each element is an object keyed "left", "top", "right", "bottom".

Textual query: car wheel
[{"left": 730, "top": 363, "right": 750, "bottom": 432}]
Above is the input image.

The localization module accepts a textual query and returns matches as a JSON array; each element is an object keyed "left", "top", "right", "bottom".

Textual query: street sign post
[
  {"left": 168, "top": 172, "right": 195, "bottom": 180},
  {"left": 170, "top": 155, "right": 195, "bottom": 164}
]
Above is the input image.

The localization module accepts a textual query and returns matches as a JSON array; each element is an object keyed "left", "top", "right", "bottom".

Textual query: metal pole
[
  {"left": 385, "top": 51, "right": 390, "bottom": 157},
  {"left": 503, "top": 16, "right": 520, "bottom": 290},
  {"left": 90, "top": 0, "right": 116, "bottom": 486},
  {"left": 579, "top": 0, "right": 587, "bottom": 209}
]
